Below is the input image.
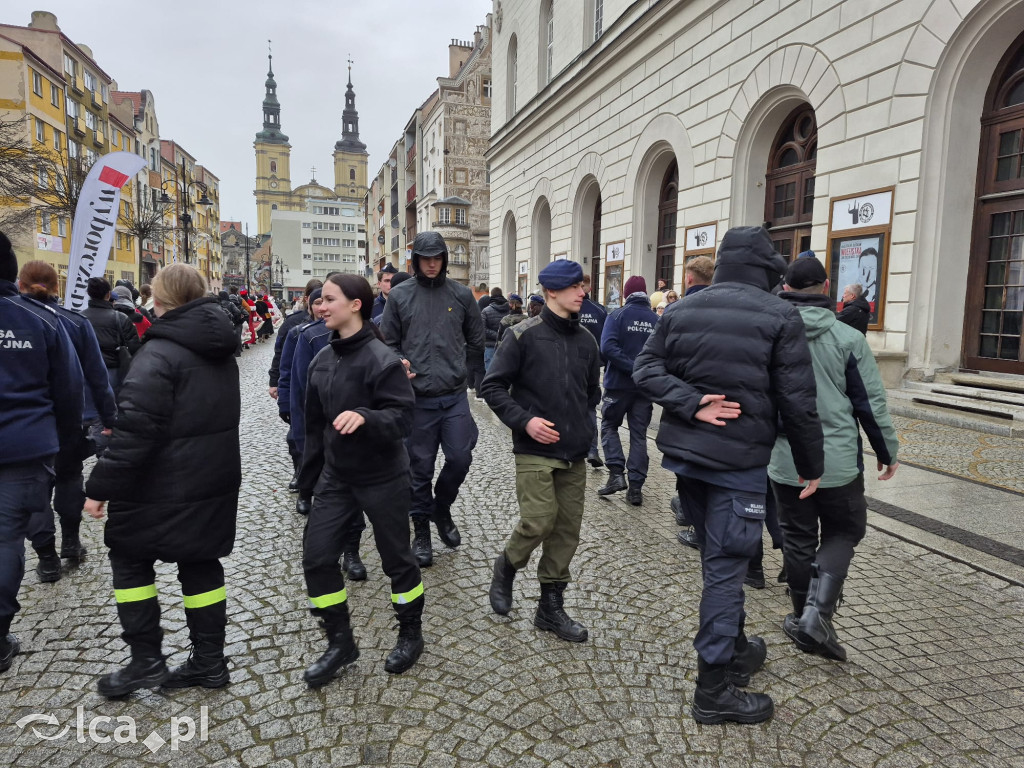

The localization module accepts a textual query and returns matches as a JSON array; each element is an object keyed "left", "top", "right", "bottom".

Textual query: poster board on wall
[
  {"left": 603, "top": 241, "right": 625, "bottom": 309},
  {"left": 683, "top": 222, "right": 717, "bottom": 257},
  {"left": 826, "top": 188, "right": 894, "bottom": 332},
  {"left": 517, "top": 260, "right": 529, "bottom": 299}
]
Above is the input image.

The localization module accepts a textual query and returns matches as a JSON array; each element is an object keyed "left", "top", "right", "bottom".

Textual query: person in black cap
[
  {"left": 771, "top": 256, "right": 898, "bottom": 663},
  {"left": 527, "top": 294, "right": 544, "bottom": 318},
  {"left": 634, "top": 225, "right": 824, "bottom": 724},
  {"left": 497, "top": 293, "right": 526, "bottom": 341},
  {"left": 372, "top": 264, "right": 399, "bottom": 322},
  {"left": 481, "top": 258, "right": 600, "bottom": 643},
  {"left": 0, "top": 232, "right": 84, "bottom": 675},
  {"left": 379, "top": 232, "right": 485, "bottom": 567}
]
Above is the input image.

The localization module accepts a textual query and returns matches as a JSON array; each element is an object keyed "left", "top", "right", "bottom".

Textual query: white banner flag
[{"left": 64, "top": 151, "right": 147, "bottom": 310}]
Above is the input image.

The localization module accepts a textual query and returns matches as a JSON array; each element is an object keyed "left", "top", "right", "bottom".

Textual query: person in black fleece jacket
[
  {"left": 633, "top": 225, "right": 824, "bottom": 726},
  {"left": 481, "top": 259, "right": 601, "bottom": 644},
  {"left": 298, "top": 273, "right": 423, "bottom": 685}
]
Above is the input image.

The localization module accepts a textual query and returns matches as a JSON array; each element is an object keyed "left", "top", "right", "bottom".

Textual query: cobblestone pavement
[{"left": 2, "top": 341, "right": 1024, "bottom": 767}]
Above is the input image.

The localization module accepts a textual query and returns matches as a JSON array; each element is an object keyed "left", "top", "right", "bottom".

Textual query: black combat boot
[
  {"left": 534, "top": 582, "right": 588, "bottom": 643},
  {"left": 596, "top": 469, "right": 627, "bottom": 496},
  {"left": 98, "top": 599, "right": 167, "bottom": 697},
  {"left": 691, "top": 656, "right": 774, "bottom": 724},
  {"left": 677, "top": 528, "right": 703, "bottom": 551},
  {"left": 0, "top": 615, "right": 18, "bottom": 674},
  {"left": 287, "top": 474, "right": 300, "bottom": 493},
  {"left": 35, "top": 543, "right": 61, "bottom": 583},
  {"left": 625, "top": 484, "right": 643, "bottom": 506},
  {"left": 164, "top": 600, "right": 230, "bottom": 689},
  {"left": 60, "top": 524, "right": 87, "bottom": 560},
  {"left": 433, "top": 502, "right": 461, "bottom": 548},
  {"left": 783, "top": 588, "right": 816, "bottom": 652},
  {"left": 671, "top": 495, "right": 690, "bottom": 526},
  {"left": 295, "top": 496, "right": 312, "bottom": 516},
  {"left": 342, "top": 549, "right": 367, "bottom": 581},
  {"left": 587, "top": 447, "right": 604, "bottom": 468},
  {"left": 489, "top": 552, "right": 516, "bottom": 615},
  {"left": 412, "top": 516, "right": 433, "bottom": 568},
  {"left": 726, "top": 634, "right": 767, "bottom": 687},
  {"left": 303, "top": 606, "right": 359, "bottom": 688},
  {"left": 799, "top": 565, "right": 847, "bottom": 661},
  {"left": 385, "top": 600, "right": 424, "bottom": 674}
]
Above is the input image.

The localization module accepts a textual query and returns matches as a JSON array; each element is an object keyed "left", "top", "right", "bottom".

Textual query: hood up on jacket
[
  {"left": 712, "top": 226, "right": 788, "bottom": 292},
  {"left": 147, "top": 296, "right": 239, "bottom": 360},
  {"left": 411, "top": 231, "right": 449, "bottom": 287}
]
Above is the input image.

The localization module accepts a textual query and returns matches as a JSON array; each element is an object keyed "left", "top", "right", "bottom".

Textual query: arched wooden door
[{"left": 765, "top": 105, "right": 817, "bottom": 261}]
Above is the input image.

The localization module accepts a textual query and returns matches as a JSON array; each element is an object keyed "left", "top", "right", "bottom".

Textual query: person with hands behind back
[
  {"left": 633, "top": 226, "right": 824, "bottom": 726},
  {"left": 481, "top": 259, "right": 601, "bottom": 644},
  {"left": 297, "top": 274, "right": 424, "bottom": 686}
]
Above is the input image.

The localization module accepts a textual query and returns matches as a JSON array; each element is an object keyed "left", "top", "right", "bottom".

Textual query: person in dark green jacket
[{"left": 769, "top": 257, "right": 899, "bottom": 663}]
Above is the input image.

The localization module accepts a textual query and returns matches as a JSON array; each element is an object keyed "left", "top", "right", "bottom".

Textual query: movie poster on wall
[{"left": 829, "top": 234, "right": 886, "bottom": 327}]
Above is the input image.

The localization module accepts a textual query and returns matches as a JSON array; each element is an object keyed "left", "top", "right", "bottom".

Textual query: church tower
[
  {"left": 333, "top": 62, "right": 369, "bottom": 202},
  {"left": 254, "top": 50, "right": 293, "bottom": 235}
]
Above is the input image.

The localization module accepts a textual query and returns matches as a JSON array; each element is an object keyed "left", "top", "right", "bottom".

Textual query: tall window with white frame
[
  {"left": 594, "top": 0, "right": 603, "bottom": 41},
  {"left": 540, "top": 0, "right": 554, "bottom": 86},
  {"left": 507, "top": 35, "right": 518, "bottom": 118}
]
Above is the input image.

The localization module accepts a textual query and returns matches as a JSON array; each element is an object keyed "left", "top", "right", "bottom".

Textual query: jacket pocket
[{"left": 720, "top": 492, "right": 766, "bottom": 557}]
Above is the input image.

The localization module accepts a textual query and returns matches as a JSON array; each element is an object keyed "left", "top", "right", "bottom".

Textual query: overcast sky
[{"left": 9, "top": 0, "right": 493, "bottom": 233}]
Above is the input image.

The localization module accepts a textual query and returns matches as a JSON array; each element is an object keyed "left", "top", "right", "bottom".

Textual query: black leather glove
[{"left": 279, "top": 412, "right": 291, "bottom": 424}]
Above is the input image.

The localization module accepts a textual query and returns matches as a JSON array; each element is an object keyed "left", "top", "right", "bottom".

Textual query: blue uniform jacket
[
  {"left": 579, "top": 295, "right": 607, "bottom": 352},
  {"left": 600, "top": 293, "right": 658, "bottom": 391},
  {"left": 42, "top": 297, "right": 117, "bottom": 427},
  {"left": 287, "top": 319, "right": 332, "bottom": 450},
  {"left": 0, "top": 281, "right": 85, "bottom": 464}
]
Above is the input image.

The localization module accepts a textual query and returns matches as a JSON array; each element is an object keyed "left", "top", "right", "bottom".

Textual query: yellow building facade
[{"left": 254, "top": 57, "right": 368, "bottom": 236}]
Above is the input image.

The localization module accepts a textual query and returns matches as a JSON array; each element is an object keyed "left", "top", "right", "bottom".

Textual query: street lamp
[
  {"left": 272, "top": 253, "right": 288, "bottom": 303},
  {"left": 159, "top": 158, "right": 212, "bottom": 265}
]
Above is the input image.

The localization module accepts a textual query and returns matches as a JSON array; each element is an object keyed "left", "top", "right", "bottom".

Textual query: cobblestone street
[{"left": 2, "top": 341, "right": 1024, "bottom": 767}]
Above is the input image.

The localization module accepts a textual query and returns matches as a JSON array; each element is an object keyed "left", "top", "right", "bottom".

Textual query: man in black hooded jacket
[
  {"left": 380, "top": 232, "right": 485, "bottom": 567},
  {"left": 633, "top": 225, "right": 824, "bottom": 725}
]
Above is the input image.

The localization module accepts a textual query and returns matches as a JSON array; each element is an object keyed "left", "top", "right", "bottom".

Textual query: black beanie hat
[
  {"left": 0, "top": 232, "right": 17, "bottom": 283},
  {"left": 784, "top": 256, "right": 828, "bottom": 290}
]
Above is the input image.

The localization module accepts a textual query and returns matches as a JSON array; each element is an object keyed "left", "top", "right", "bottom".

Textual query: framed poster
[
  {"left": 603, "top": 240, "right": 625, "bottom": 309},
  {"left": 826, "top": 188, "right": 893, "bottom": 332},
  {"left": 684, "top": 222, "right": 717, "bottom": 256},
  {"left": 517, "top": 260, "right": 529, "bottom": 298},
  {"left": 551, "top": 252, "right": 568, "bottom": 261}
]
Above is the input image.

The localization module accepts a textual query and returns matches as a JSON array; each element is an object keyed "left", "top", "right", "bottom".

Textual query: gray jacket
[{"left": 380, "top": 275, "right": 485, "bottom": 397}]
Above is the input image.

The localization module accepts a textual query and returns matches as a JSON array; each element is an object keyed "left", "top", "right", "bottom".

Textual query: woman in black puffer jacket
[{"left": 85, "top": 263, "right": 241, "bottom": 698}]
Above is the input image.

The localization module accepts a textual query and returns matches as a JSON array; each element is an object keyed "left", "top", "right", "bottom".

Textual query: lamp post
[
  {"left": 159, "top": 158, "right": 212, "bottom": 266},
  {"left": 271, "top": 253, "right": 289, "bottom": 303},
  {"left": 244, "top": 223, "right": 252, "bottom": 293}
]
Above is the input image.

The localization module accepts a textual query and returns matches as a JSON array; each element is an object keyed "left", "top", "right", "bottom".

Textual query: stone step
[
  {"left": 942, "top": 372, "right": 1024, "bottom": 395},
  {"left": 902, "top": 380, "right": 1024, "bottom": 408},
  {"left": 886, "top": 390, "right": 1024, "bottom": 437}
]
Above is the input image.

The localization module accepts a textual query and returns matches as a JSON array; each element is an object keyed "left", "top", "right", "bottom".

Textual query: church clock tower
[
  {"left": 333, "top": 62, "right": 369, "bottom": 202},
  {"left": 254, "top": 51, "right": 293, "bottom": 236}
]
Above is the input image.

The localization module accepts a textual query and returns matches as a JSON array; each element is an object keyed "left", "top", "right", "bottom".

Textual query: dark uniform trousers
[
  {"left": 303, "top": 473, "right": 423, "bottom": 617},
  {"left": 600, "top": 389, "right": 653, "bottom": 486},
  {"left": 682, "top": 477, "right": 766, "bottom": 665},
  {"left": 109, "top": 555, "right": 226, "bottom": 657},
  {"left": 406, "top": 393, "right": 478, "bottom": 519},
  {"left": 0, "top": 460, "right": 53, "bottom": 625},
  {"left": 771, "top": 474, "right": 867, "bottom": 591},
  {"left": 26, "top": 427, "right": 91, "bottom": 551},
  {"left": 505, "top": 456, "right": 587, "bottom": 583}
]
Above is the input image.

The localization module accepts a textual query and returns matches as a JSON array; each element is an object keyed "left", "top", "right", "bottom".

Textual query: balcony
[
  {"left": 406, "top": 144, "right": 416, "bottom": 168},
  {"left": 73, "top": 116, "right": 86, "bottom": 136},
  {"left": 406, "top": 184, "right": 416, "bottom": 205},
  {"left": 91, "top": 89, "right": 103, "bottom": 108},
  {"left": 71, "top": 74, "right": 84, "bottom": 95},
  {"left": 93, "top": 129, "right": 105, "bottom": 146}
]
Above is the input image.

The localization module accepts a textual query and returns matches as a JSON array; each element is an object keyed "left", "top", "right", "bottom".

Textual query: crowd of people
[{"left": 0, "top": 222, "right": 898, "bottom": 725}]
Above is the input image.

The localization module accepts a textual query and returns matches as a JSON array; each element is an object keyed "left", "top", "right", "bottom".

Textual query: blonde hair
[
  {"left": 685, "top": 255, "right": 715, "bottom": 285},
  {"left": 151, "top": 263, "right": 207, "bottom": 312}
]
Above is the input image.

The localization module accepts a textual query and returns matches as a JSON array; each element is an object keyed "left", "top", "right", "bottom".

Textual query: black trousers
[
  {"left": 771, "top": 474, "right": 867, "bottom": 592},
  {"left": 27, "top": 430, "right": 89, "bottom": 551},
  {"left": 109, "top": 554, "right": 225, "bottom": 655},
  {"left": 303, "top": 471, "right": 421, "bottom": 616}
]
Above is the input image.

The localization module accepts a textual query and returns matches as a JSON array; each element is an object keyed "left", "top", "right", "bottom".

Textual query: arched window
[
  {"left": 540, "top": 0, "right": 554, "bottom": 87},
  {"left": 657, "top": 160, "right": 678, "bottom": 286},
  {"left": 270, "top": 160, "right": 277, "bottom": 173},
  {"left": 507, "top": 35, "right": 518, "bottom": 117},
  {"left": 965, "top": 33, "right": 1024, "bottom": 372},
  {"left": 764, "top": 105, "right": 817, "bottom": 260}
]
